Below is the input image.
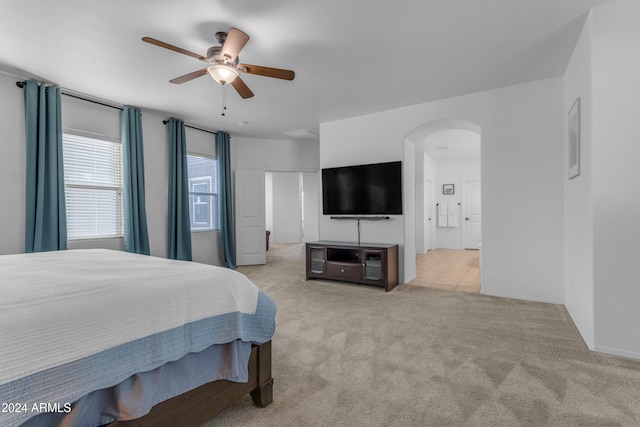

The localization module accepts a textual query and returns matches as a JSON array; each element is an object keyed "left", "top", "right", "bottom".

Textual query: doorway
[
  {"left": 406, "top": 119, "right": 482, "bottom": 290},
  {"left": 265, "top": 171, "right": 320, "bottom": 245},
  {"left": 412, "top": 248, "right": 481, "bottom": 293}
]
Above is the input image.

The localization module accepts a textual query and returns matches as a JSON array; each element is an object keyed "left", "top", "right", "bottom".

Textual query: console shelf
[{"left": 305, "top": 241, "right": 399, "bottom": 291}]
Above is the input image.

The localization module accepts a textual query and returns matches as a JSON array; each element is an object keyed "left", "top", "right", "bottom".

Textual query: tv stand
[{"left": 305, "top": 241, "right": 399, "bottom": 291}]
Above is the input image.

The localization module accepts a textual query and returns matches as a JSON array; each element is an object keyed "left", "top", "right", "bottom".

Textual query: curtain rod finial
[{"left": 16, "top": 81, "right": 25, "bottom": 88}]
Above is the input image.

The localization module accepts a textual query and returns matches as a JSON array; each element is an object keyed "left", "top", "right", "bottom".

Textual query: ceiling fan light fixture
[{"left": 208, "top": 64, "right": 238, "bottom": 85}]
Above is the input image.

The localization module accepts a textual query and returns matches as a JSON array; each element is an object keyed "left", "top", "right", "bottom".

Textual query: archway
[{"left": 403, "top": 119, "right": 481, "bottom": 287}]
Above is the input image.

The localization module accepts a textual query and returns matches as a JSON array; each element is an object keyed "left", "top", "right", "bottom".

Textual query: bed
[{"left": 0, "top": 249, "right": 276, "bottom": 427}]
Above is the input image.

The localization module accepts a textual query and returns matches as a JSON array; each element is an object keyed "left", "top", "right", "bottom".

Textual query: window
[
  {"left": 63, "top": 132, "right": 123, "bottom": 239},
  {"left": 187, "top": 154, "right": 218, "bottom": 231}
]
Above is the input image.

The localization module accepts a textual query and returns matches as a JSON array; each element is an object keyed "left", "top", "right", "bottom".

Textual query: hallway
[{"left": 409, "top": 249, "right": 480, "bottom": 293}]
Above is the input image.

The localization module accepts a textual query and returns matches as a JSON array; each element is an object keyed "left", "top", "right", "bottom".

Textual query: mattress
[{"left": 0, "top": 249, "right": 277, "bottom": 427}]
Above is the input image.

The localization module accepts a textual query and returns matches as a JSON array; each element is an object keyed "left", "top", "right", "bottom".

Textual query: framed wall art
[{"left": 443, "top": 184, "right": 454, "bottom": 195}]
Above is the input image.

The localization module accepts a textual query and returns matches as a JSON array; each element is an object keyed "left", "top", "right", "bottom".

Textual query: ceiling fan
[{"left": 142, "top": 28, "right": 295, "bottom": 99}]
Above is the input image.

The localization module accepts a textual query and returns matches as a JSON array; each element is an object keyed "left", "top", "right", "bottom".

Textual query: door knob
[{"left": 465, "top": 218, "right": 470, "bottom": 220}]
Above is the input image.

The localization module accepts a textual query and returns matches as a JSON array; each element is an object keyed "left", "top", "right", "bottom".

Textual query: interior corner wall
[
  {"left": 0, "top": 73, "right": 26, "bottom": 255},
  {"left": 320, "top": 76, "right": 565, "bottom": 302},
  {"left": 563, "top": 11, "right": 594, "bottom": 349},
  {"left": 591, "top": 0, "right": 640, "bottom": 359}
]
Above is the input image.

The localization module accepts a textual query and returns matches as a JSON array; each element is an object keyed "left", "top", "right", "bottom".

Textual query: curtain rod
[
  {"left": 16, "top": 81, "right": 123, "bottom": 111},
  {"left": 162, "top": 120, "right": 217, "bottom": 136},
  {"left": 16, "top": 81, "right": 217, "bottom": 135}
]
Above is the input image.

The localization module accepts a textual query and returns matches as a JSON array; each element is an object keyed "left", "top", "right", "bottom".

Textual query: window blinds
[{"left": 63, "top": 133, "right": 123, "bottom": 239}]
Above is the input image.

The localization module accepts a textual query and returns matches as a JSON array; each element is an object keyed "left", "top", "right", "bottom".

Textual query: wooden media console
[{"left": 305, "top": 241, "right": 399, "bottom": 291}]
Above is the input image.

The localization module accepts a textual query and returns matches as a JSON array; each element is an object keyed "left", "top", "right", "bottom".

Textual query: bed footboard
[{"left": 110, "top": 341, "right": 273, "bottom": 427}]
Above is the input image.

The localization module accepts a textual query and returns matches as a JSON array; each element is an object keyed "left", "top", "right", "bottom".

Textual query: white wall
[
  {"left": 0, "top": 74, "right": 26, "bottom": 255},
  {"left": 302, "top": 171, "right": 320, "bottom": 242},
  {"left": 142, "top": 113, "right": 169, "bottom": 259},
  {"left": 563, "top": 11, "right": 595, "bottom": 350},
  {"left": 591, "top": 0, "right": 640, "bottom": 359},
  {"left": 272, "top": 172, "right": 302, "bottom": 243},
  {"left": 321, "top": 76, "right": 565, "bottom": 302},
  {"left": 232, "top": 137, "right": 319, "bottom": 172}
]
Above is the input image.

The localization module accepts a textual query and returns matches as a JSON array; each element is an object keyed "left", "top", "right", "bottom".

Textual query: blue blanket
[
  {"left": 1, "top": 291, "right": 275, "bottom": 427},
  {"left": 0, "top": 249, "right": 276, "bottom": 427}
]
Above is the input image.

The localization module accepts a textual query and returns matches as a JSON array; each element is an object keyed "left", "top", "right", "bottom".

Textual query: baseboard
[
  {"left": 403, "top": 273, "right": 416, "bottom": 284},
  {"left": 480, "top": 290, "right": 563, "bottom": 305},
  {"left": 593, "top": 345, "right": 640, "bottom": 361}
]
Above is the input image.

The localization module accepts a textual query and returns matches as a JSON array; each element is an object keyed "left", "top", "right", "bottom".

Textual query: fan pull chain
[{"left": 221, "top": 84, "right": 227, "bottom": 117}]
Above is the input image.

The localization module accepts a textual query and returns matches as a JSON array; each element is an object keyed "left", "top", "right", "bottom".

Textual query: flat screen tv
[{"left": 322, "top": 161, "right": 402, "bottom": 215}]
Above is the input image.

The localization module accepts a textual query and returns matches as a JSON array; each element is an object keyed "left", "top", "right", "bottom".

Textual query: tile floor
[{"left": 409, "top": 248, "right": 481, "bottom": 293}]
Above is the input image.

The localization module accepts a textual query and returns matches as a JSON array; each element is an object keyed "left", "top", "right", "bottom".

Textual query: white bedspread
[{"left": 0, "top": 249, "right": 262, "bottom": 385}]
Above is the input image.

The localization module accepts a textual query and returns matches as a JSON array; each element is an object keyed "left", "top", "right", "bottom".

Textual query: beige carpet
[{"left": 201, "top": 243, "right": 640, "bottom": 427}]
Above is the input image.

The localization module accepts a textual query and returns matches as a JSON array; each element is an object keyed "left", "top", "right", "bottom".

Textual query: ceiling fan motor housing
[{"left": 206, "top": 45, "right": 239, "bottom": 66}]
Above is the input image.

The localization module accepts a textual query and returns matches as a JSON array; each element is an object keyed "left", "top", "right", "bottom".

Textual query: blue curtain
[
  {"left": 23, "top": 80, "right": 67, "bottom": 253},
  {"left": 167, "top": 118, "right": 192, "bottom": 261},
  {"left": 216, "top": 131, "right": 236, "bottom": 269},
  {"left": 122, "top": 106, "right": 150, "bottom": 255}
]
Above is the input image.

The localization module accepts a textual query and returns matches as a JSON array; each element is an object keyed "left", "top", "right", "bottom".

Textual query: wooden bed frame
[{"left": 109, "top": 341, "right": 273, "bottom": 427}]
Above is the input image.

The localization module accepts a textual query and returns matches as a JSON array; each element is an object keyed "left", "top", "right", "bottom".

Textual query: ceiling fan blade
[
  {"left": 231, "top": 76, "right": 254, "bottom": 99},
  {"left": 142, "top": 37, "right": 206, "bottom": 61},
  {"left": 170, "top": 68, "right": 209, "bottom": 84},
  {"left": 239, "top": 64, "right": 295, "bottom": 81},
  {"left": 220, "top": 28, "right": 250, "bottom": 62}
]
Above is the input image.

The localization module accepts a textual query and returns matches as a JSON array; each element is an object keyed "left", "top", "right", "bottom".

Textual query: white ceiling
[{"left": 0, "top": 0, "right": 612, "bottom": 141}]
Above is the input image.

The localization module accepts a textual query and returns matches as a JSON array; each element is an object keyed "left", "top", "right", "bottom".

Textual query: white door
[
  {"left": 235, "top": 170, "right": 266, "bottom": 265},
  {"left": 463, "top": 180, "right": 481, "bottom": 249},
  {"left": 425, "top": 179, "right": 433, "bottom": 251}
]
